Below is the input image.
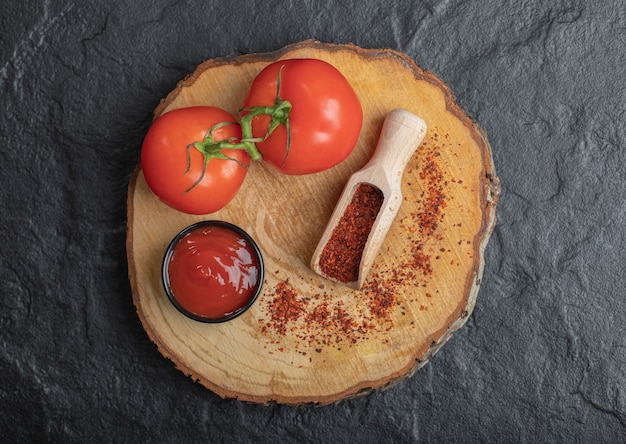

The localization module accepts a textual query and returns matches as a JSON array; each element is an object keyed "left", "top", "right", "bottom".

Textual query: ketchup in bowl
[{"left": 162, "top": 221, "right": 264, "bottom": 323}]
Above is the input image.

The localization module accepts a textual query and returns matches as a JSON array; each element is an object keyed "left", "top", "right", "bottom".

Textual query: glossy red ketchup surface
[{"left": 163, "top": 222, "right": 263, "bottom": 322}]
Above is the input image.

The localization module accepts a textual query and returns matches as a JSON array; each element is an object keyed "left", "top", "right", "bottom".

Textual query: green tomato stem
[
  {"left": 239, "top": 64, "right": 292, "bottom": 165},
  {"left": 185, "top": 64, "right": 291, "bottom": 192}
]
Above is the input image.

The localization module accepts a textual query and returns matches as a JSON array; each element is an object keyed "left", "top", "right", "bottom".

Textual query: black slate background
[{"left": 2, "top": 0, "right": 625, "bottom": 442}]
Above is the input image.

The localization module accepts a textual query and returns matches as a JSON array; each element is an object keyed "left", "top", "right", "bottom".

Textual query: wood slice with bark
[{"left": 126, "top": 40, "right": 501, "bottom": 405}]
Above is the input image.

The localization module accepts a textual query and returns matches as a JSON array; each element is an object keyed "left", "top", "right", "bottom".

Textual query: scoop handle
[
  {"left": 363, "top": 108, "right": 427, "bottom": 184},
  {"left": 353, "top": 109, "right": 427, "bottom": 289}
]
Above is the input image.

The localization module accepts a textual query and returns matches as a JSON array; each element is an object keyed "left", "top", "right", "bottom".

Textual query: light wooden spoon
[{"left": 310, "top": 108, "right": 427, "bottom": 289}]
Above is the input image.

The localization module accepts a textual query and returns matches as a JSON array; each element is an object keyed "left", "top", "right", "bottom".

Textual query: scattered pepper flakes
[
  {"left": 263, "top": 280, "right": 308, "bottom": 335},
  {"left": 411, "top": 242, "right": 433, "bottom": 276},
  {"left": 260, "top": 128, "right": 457, "bottom": 355},
  {"left": 415, "top": 151, "right": 447, "bottom": 236}
]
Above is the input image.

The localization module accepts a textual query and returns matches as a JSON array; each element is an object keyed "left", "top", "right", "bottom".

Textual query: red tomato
[
  {"left": 141, "top": 106, "right": 250, "bottom": 215},
  {"left": 242, "top": 59, "right": 363, "bottom": 175}
]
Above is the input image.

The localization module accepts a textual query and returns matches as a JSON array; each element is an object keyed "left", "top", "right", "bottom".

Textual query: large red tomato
[
  {"left": 242, "top": 59, "right": 363, "bottom": 175},
  {"left": 141, "top": 106, "right": 250, "bottom": 215}
]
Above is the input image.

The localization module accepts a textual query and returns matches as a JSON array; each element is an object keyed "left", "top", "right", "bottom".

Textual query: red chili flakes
[
  {"left": 318, "top": 184, "right": 384, "bottom": 283},
  {"left": 260, "top": 129, "right": 455, "bottom": 355},
  {"left": 262, "top": 281, "right": 371, "bottom": 350},
  {"left": 263, "top": 280, "right": 308, "bottom": 335},
  {"left": 335, "top": 306, "right": 359, "bottom": 336},
  {"left": 411, "top": 242, "right": 433, "bottom": 276},
  {"left": 362, "top": 278, "right": 395, "bottom": 321},
  {"left": 416, "top": 152, "right": 447, "bottom": 236},
  {"left": 306, "top": 302, "right": 331, "bottom": 327}
]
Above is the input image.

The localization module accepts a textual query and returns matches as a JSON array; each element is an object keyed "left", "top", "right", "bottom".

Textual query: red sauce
[{"left": 165, "top": 224, "right": 262, "bottom": 321}]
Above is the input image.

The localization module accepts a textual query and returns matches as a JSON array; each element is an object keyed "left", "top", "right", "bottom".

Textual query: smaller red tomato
[{"left": 141, "top": 106, "right": 250, "bottom": 215}]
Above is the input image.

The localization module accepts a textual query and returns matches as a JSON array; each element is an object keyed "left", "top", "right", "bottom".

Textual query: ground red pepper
[
  {"left": 260, "top": 129, "right": 452, "bottom": 354},
  {"left": 318, "top": 184, "right": 384, "bottom": 283},
  {"left": 417, "top": 152, "right": 447, "bottom": 236},
  {"left": 411, "top": 242, "right": 433, "bottom": 276},
  {"left": 261, "top": 281, "right": 374, "bottom": 350},
  {"left": 263, "top": 280, "right": 308, "bottom": 335}
]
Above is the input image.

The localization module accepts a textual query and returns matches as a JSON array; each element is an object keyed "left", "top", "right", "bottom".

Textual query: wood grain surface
[{"left": 126, "top": 40, "right": 500, "bottom": 405}]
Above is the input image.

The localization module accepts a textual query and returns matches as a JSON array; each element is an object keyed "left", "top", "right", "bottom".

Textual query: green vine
[{"left": 185, "top": 65, "right": 291, "bottom": 192}]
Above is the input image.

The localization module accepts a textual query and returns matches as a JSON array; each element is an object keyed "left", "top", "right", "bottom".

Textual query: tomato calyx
[
  {"left": 185, "top": 121, "right": 260, "bottom": 193},
  {"left": 241, "top": 64, "right": 292, "bottom": 167}
]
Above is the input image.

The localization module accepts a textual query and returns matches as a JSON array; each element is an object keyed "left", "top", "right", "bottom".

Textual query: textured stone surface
[{"left": 1, "top": 0, "right": 625, "bottom": 442}]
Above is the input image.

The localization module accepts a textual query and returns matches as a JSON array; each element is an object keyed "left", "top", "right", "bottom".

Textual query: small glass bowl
[{"left": 162, "top": 220, "right": 264, "bottom": 323}]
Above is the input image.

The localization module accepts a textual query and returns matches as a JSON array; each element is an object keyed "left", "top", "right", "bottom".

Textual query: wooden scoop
[{"left": 310, "top": 108, "right": 427, "bottom": 289}]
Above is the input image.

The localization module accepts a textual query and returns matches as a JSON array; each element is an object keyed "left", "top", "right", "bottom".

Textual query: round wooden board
[{"left": 127, "top": 40, "right": 500, "bottom": 405}]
